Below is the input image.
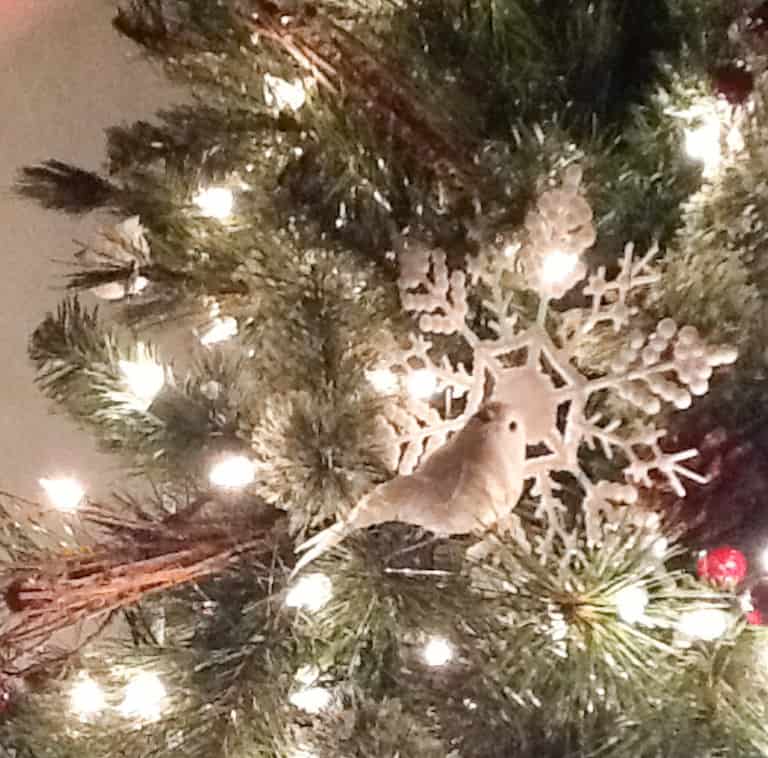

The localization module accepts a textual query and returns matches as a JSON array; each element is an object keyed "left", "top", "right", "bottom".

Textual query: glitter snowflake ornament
[
  {"left": 293, "top": 169, "right": 737, "bottom": 570},
  {"left": 381, "top": 168, "right": 737, "bottom": 550}
]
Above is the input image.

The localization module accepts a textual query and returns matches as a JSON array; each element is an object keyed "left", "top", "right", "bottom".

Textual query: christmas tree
[{"left": 6, "top": 0, "right": 768, "bottom": 755}]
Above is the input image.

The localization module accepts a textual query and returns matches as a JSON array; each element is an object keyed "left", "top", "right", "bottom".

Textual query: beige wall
[{"left": 0, "top": 0, "right": 177, "bottom": 502}]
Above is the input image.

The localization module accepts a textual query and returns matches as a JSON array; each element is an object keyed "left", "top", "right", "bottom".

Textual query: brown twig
[
  {"left": 0, "top": 504, "right": 286, "bottom": 675},
  {"left": 239, "top": 0, "right": 479, "bottom": 185}
]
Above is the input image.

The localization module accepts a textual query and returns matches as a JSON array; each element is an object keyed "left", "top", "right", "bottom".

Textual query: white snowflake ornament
[{"left": 381, "top": 171, "right": 737, "bottom": 551}]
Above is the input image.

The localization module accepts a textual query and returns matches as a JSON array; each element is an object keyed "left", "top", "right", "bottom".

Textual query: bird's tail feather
[{"left": 292, "top": 521, "right": 349, "bottom": 576}]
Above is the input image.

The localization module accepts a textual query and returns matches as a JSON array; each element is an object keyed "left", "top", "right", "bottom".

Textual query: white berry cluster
[
  {"left": 612, "top": 318, "right": 738, "bottom": 415},
  {"left": 522, "top": 166, "right": 596, "bottom": 299}
]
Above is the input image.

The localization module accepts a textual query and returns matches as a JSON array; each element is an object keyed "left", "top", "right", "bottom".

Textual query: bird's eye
[
  {"left": 508, "top": 421, "right": 518, "bottom": 432},
  {"left": 476, "top": 406, "right": 495, "bottom": 422}
]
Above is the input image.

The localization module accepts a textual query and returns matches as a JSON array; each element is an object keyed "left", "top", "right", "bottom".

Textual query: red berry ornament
[
  {"left": 747, "top": 608, "right": 764, "bottom": 625},
  {"left": 712, "top": 64, "right": 754, "bottom": 106},
  {"left": 697, "top": 545, "right": 748, "bottom": 587}
]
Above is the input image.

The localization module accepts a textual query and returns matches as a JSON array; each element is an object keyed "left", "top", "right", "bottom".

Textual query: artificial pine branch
[
  {"left": 15, "top": 161, "right": 120, "bottom": 214},
  {"left": 238, "top": 0, "right": 480, "bottom": 187}
]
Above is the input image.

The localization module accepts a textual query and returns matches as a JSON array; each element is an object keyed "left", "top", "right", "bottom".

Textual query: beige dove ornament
[{"left": 293, "top": 402, "right": 526, "bottom": 573}]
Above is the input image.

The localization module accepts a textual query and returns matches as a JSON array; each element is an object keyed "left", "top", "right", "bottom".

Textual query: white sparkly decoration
[
  {"left": 70, "top": 676, "right": 107, "bottom": 720},
  {"left": 118, "top": 344, "right": 165, "bottom": 412},
  {"left": 194, "top": 186, "right": 234, "bottom": 220},
  {"left": 39, "top": 477, "right": 86, "bottom": 512},
  {"left": 677, "top": 608, "right": 732, "bottom": 641},
  {"left": 285, "top": 573, "right": 333, "bottom": 612},
  {"left": 613, "top": 585, "right": 649, "bottom": 625},
  {"left": 199, "top": 316, "right": 238, "bottom": 346},
  {"left": 119, "top": 672, "right": 167, "bottom": 721},
  {"left": 263, "top": 73, "right": 307, "bottom": 112},
  {"left": 380, "top": 168, "right": 737, "bottom": 553},
  {"left": 209, "top": 455, "right": 257, "bottom": 489},
  {"left": 422, "top": 637, "right": 454, "bottom": 667},
  {"left": 83, "top": 216, "right": 152, "bottom": 301}
]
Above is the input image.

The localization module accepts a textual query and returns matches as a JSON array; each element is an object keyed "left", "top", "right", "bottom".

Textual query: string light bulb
[
  {"left": 208, "top": 455, "right": 257, "bottom": 489},
  {"left": 199, "top": 316, "right": 238, "bottom": 346},
  {"left": 422, "top": 636, "right": 454, "bottom": 667},
  {"left": 285, "top": 573, "right": 332, "bottom": 612},
  {"left": 70, "top": 676, "right": 106, "bottom": 720},
  {"left": 119, "top": 344, "right": 165, "bottom": 411},
  {"left": 684, "top": 111, "right": 722, "bottom": 176},
  {"left": 540, "top": 249, "right": 580, "bottom": 287},
  {"left": 194, "top": 186, "right": 234, "bottom": 220},
  {"left": 406, "top": 368, "right": 438, "bottom": 400},
  {"left": 119, "top": 672, "right": 167, "bottom": 722},
  {"left": 614, "top": 585, "right": 649, "bottom": 625},
  {"left": 263, "top": 73, "right": 307, "bottom": 112},
  {"left": 760, "top": 545, "right": 768, "bottom": 573},
  {"left": 289, "top": 686, "right": 333, "bottom": 714},
  {"left": 39, "top": 477, "right": 85, "bottom": 512},
  {"left": 366, "top": 367, "right": 399, "bottom": 394},
  {"left": 677, "top": 607, "right": 732, "bottom": 641}
]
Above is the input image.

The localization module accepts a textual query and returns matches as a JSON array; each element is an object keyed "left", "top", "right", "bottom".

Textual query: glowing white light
[
  {"left": 677, "top": 608, "right": 732, "bottom": 641},
  {"left": 406, "top": 368, "right": 438, "bottom": 399},
  {"left": 726, "top": 124, "right": 745, "bottom": 153},
  {"left": 119, "top": 672, "right": 167, "bottom": 721},
  {"left": 422, "top": 636, "right": 454, "bottom": 667},
  {"left": 294, "top": 665, "right": 320, "bottom": 686},
  {"left": 740, "top": 592, "right": 755, "bottom": 613},
  {"left": 685, "top": 114, "right": 722, "bottom": 175},
  {"left": 70, "top": 676, "right": 106, "bottom": 719},
  {"left": 760, "top": 545, "right": 768, "bottom": 573},
  {"left": 263, "top": 73, "right": 307, "bottom": 112},
  {"left": 540, "top": 249, "right": 580, "bottom": 286},
  {"left": 651, "top": 536, "right": 669, "bottom": 559},
  {"left": 39, "top": 477, "right": 86, "bottom": 512},
  {"left": 366, "top": 368, "right": 399, "bottom": 394},
  {"left": 194, "top": 186, "right": 234, "bottom": 220},
  {"left": 289, "top": 686, "right": 333, "bottom": 714},
  {"left": 208, "top": 455, "right": 257, "bottom": 489},
  {"left": 285, "top": 573, "right": 332, "bottom": 612},
  {"left": 614, "top": 585, "right": 649, "bottom": 625},
  {"left": 503, "top": 242, "right": 520, "bottom": 258},
  {"left": 119, "top": 345, "right": 165, "bottom": 411},
  {"left": 199, "top": 316, "right": 238, "bottom": 346}
]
